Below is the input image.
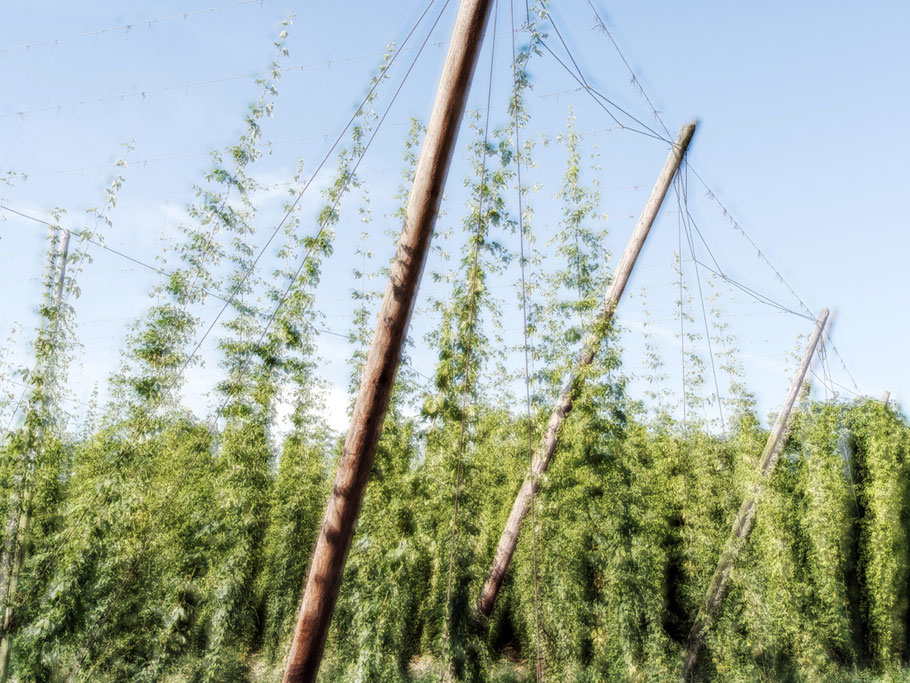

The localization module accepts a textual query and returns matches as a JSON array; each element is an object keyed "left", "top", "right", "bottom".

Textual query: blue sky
[{"left": 1, "top": 0, "right": 908, "bottom": 434}]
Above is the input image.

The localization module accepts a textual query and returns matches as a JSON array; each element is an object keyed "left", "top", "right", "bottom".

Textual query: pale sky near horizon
[{"left": 1, "top": 1, "right": 908, "bottom": 435}]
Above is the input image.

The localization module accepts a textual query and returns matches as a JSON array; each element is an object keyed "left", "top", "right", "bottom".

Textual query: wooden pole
[
  {"left": 0, "top": 229, "right": 70, "bottom": 681},
  {"left": 281, "top": 2, "right": 494, "bottom": 680},
  {"left": 882, "top": 390, "right": 890, "bottom": 406},
  {"left": 680, "top": 307, "right": 830, "bottom": 679},
  {"left": 477, "top": 123, "right": 697, "bottom": 618}
]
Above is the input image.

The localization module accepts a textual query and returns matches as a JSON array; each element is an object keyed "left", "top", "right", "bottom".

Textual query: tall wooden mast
[{"left": 282, "top": 1, "right": 495, "bottom": 679}]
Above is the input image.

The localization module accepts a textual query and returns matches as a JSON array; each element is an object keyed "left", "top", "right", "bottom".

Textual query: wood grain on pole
[
  {"left": 680, "top": 307, "right": 830, "bottom": 679},
  {"left": 281, "top": 2, "right": 494, "bottom": 680},
  {"left": 476, "top": 123, "right": 697, "bottom": 618}
]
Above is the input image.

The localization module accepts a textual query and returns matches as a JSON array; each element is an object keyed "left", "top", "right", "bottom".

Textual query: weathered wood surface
[{"left": 282, "top": 2, "right": 495, "bottom": 680}]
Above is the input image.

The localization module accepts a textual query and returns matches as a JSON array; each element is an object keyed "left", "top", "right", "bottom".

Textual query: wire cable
[
  {"left": 576, "top": 0, "right": 866, "bottom": 402},
  {"left": 0, "top": 1, "right": 261, "bottom": 55},
  {"left": 677, "top": 194, "right": 687, "bottom": 424},
  {"left": 686, "top": 165, "right": 814, "bottom": 317},
  {"left": 561, "top": 0, "right": 865, "bottom": 405},
  {"left": 585, "top": 1, "right": 671, "bottom": 139},
  {"left": 2, "top": 12, "right": 185, "bottom": 436},
  {"left": 0, "top": 44, "right": 56, "bottom": 175},
  {"left": 0, "top": 30, "right": 521, "bottom": 122},
  {"left": 537, "top": 9, "right": 671, "bottom": 143},
  {"left": 537, "top": 39, "right": 667, "bottom": 144},
  {"left": 822, "top": 328, "right": 862, "bottom": 395},
  {"left": 510, "top": 0, "right": 542, "bottom": 678}
]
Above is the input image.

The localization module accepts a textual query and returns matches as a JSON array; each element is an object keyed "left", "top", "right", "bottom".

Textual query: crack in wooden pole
[{"left": 476, "top": 122, "right": 697, "bottom": 618}]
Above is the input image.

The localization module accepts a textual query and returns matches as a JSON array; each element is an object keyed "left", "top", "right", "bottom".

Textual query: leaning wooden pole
[
  {"left": 282, "top": 2, "right": 494, "bottom": 680},
  {"left": 680, "top": 307, "right": 830, "bottom": 679},
  {"left": 477, "top": 122, "right": 697, "bottom": 617}
]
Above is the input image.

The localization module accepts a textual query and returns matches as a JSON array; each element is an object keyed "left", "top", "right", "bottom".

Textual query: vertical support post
[
  {"left": 680, "top": 307, "right": 830, "bottom": 679},
  {"left": 477, "top": 123, "right": 697, "bottom": 617},
  {"left": 281, "top": 2, "right": 494, "bottom": 680},
  {"left": 0, "top": 228, "right": 70, "bottom": 681},
  {"left": 882, "top": 390, "right": 890, "bottom": 406}
]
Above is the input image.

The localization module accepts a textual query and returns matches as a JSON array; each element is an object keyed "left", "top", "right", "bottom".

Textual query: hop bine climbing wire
[
  {"left": 509, "top": 0, "right": 543, "bottom": 678},
  {"left": 76, "top": 2, "right": 454, "bottom": 675},
  {"left": 438, "top": 0, "right": 498, "bottom": 678},
  {"left": 0, "top": 1, "right": 445, "bottom": 671}
]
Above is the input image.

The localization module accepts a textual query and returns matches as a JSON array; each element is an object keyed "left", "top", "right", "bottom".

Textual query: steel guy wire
[
  {"left": 677, "top": 193, "right": 686, "bottom": 424},
  {"left": 822, "top": 327, "right": 862, "bottom": 395},
  {"left": 681, "top": 203, "right": 725, "bottom": 278},
  {"left": 538, "top": 39, "right": 663, "bottom": 143},
  {"left": 685, "top": 164, "right": 814, "bottom": 317},
  {"left": 538, "top": 9, "right": 671, "bottom": 143},
  {"left": 585, "top": 0, "right": 671, "bottom": 139},
  {"left": 686, "top": 145, "right": 863, "bottom": 398},
  {"left": 691, "top": 258, "right": 815, "bottom": 322}
]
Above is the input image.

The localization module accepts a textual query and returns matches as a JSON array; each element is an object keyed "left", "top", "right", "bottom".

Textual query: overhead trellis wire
[
  {"left": 2, "top": 4, "right": 191, "bottom": 437},
  {"left": 0, "top": 42, "right": 55, "bottom": 176},
  {"left": 0, "top": 204, "right": 233, "bottom": 303},
  {"left": 0, "top": 29, "right": 531, "bottom": 122},
  {"left": 0, "top": 0, "right": 262, "bottom": 55},
  {"left": 585, "top": 0, "right": 672, "bottom": 139},
  {"left": 10, "top": 89, "right": 607, "bottom": 178}
]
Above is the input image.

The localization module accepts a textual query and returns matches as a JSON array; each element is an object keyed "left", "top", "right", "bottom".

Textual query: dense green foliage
[{"left": 2, "top": 12, "right": 910, "bottom": 683}]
